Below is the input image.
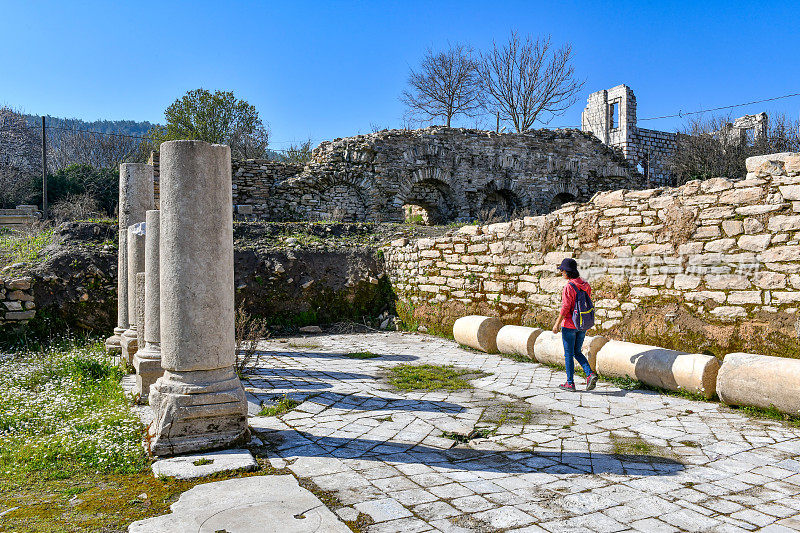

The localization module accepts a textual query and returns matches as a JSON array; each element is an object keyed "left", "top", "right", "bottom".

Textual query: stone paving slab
[
  {"left": 127, "top": 475, "right": 351, "bottom": 532},
  {"left": 151, "top": 449, "right": 258, "bottom": 479},
  {"left": 243, "top": 332, "right": 800, "bottom": 532}
]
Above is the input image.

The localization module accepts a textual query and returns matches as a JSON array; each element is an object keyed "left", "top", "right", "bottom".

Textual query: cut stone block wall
[
  {"left": 228, "top": 127, "right": 642, "bottom": 223},
  {"left": 384, "top": 152, "right": 800, "bottom": 330},
  {"left": 0, "top": 277, "right": 35, "bottom": 324}
]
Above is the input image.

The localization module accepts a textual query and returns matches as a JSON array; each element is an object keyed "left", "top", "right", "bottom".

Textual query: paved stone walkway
[{"left": 244, "top": 332, "right": 800, "bottom": 533}]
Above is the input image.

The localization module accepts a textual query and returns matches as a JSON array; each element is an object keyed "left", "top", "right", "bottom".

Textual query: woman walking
[{"left": 551, "top": 258, "right": 598, "bottom": 391}]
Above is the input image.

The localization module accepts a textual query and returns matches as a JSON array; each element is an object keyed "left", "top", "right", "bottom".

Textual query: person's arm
[
  {"left": 553, "top": 283, "right": 574, "bottom": 333},
  {"left": 551, "top": 314, "right": 564, "bottom": 334}
]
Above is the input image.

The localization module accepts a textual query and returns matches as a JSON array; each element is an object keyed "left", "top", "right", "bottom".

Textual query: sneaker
[
  {"left": 586, "top": 373, "right": 598, "bottom": 391},
  {"left": 559, "top": 382, "right": 576, "bottom": 391}
]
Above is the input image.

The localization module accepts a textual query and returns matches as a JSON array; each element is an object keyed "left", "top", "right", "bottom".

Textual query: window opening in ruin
[
  {"left": 549, "top": 192, "right": 576, "bottom": 212},
  {"left": 609, "top": 102, "right": 618, "bottom": 130},
  {"left": 744, "top": 127, "right": 755, "bottom": 145}
]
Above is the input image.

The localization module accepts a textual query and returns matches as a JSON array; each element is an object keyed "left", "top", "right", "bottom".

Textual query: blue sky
[{"left": 1, "top": 0, "right": 797, "bottom": 148}]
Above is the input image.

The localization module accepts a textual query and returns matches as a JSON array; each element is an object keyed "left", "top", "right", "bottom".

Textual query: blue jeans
[{"left": 561, "top": 327, "right": 592, "bottom": 384}]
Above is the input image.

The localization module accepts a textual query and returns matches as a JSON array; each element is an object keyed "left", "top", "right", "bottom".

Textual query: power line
[{"left": 638, "top": 92, "right": 800, "bottom": 122}]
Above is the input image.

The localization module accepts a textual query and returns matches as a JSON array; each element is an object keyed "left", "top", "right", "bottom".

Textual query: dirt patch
[{"left": 606, "top": 301, "right": 800, "bottom": 359}]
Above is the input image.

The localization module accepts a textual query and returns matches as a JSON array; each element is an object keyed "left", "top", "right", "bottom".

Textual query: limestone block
[
  {"left": 745, "top": 152, "right": 797, "bottom": 173},
  {"left": 533, "top": 331, "right": 608, "bottom": 371},
  {"left": 760, "top": 246, "right": 800, "bottom": 263},
  {"left": 595, "top": 340, "right": 719, "bottom": 398},
  {"left": 768, "top": 215, "right": 800, "bottom": 232},
  {"left": 717, "top": 352, "right": 800, "bottom": 415},
  {"left": 453, "top": 315, "right": 504, "bottom": 353},
  {"left": 779, "top": 185, "right": 800, "bottom": 201},
  {"left": 737, "top": 234, "right": 772, "bottom": 252},
  {"left": 705, "top": 274, "right": 750, "bottom": 290},
  {"left": 704, "top": 239, "right": 736, "bottom": 253},
  {"left": 495, "top": 325, "right": 543, "bottom": 359},
  {"left": 755, "top": 272, "right": 787, "bottom": 289},
  {"left": 721, "top": 220, "right": 743, "bottom": 236},
  {"left": 710, "top": 306, "right": 747, "bottom": 320},
  {"left": 674, "top": 274, "right": 701, "bottom": 290}
]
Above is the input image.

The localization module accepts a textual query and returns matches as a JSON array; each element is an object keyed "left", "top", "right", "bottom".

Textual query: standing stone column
[
  {"left": 106, "top": 164, "right": 154, "bottom": 354},
  {"left": 149, "top": 140, "right": 247, "bottom": 456},
  {"left": 121, "top": 223, "right": 146, "bottom": 364},
  {"left": 133, "top": 210, "right": 163, "bottom": 402}
]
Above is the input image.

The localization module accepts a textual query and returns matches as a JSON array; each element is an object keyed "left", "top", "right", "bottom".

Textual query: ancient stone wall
[
  {"left": 0, "top": 277, "right": 35, "bottom": 325},
  {"left": 228, "top": 127, "right": 642, "bottom": 223},
  {"left": 582, "top": 85, "right": 766, "bottom": 188},
  {"left": 384, "top": 152, "right": 800, "bottom": 347}
]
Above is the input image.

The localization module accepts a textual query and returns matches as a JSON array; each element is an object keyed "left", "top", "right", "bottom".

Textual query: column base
[
  {"left": 105, "top": 327, "right": 126, "bottom": 355},
  {"left": 120, "top": 328, "right": 138, "bottom": 366},
  {"left": 133, "top": 344, "right": 163, "bottom": 404},
  {"left": 148, "top": 367, "right": 249, "bottom": 457}
]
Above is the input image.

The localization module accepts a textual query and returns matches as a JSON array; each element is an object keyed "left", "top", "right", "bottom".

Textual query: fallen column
[
  {"left": 120, "top": 223, "right": 146, "bottom": 365},
  {"left": 495, "top": 325, "right": 543, "bottom": 359},
  {"left": 717, "top": 352, "right": 800, "bottom": 415},
  {"left": 595, "top": 340, "right": 719, "bottom": 398},
  {"left": 133, "top": 210, "right": 163, "bottom": 402},
  {"left": 453, "top": 315, "right": 504, "bottom": 353},
  {"left": 106, "top": 163, "right": 154, "bottom": 354},
  {"left": 532, "top": 331, "right": 608, "bottom": 370},
  {"left": 149, "top": 140, "right": 248, "bottom": 456}
]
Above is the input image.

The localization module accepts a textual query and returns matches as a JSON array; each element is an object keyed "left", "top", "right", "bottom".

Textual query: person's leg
[
  {"left": 562, "top": 327, "right": 576, "bottom": 384},
  {"left": 572, "top": 330, "right": 593, "bottom": 376}
]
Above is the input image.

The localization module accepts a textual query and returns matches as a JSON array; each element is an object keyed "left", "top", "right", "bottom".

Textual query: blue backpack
[{"left": 569, "top": 282, "right": 595, "bottom": 331}]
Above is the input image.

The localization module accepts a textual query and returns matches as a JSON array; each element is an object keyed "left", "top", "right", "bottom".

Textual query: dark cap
[{"left": 557, "top": 258, "right": 578, "bottom": 273}]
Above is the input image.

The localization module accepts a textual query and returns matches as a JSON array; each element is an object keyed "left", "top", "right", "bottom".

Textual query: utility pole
[
  {"left": 41, "top": 116, "right": 47, "bottom": 219},
  {"left": 496, "top": 111, "right": 500, "bottom": 133}
]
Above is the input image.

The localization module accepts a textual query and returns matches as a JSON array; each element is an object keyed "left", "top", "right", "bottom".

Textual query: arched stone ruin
[{"left": 230, "top": 126, "right": 642, "bottom": 224}]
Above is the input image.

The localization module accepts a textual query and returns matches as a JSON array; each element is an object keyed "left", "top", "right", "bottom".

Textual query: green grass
[
  {"left": 344, "top": 351, "right": 380, "bottom": 359},
  {"left": 0, "top": 339, "right": 146, "bottom": 479},
  {"left": 736, "top": 404, "right": 800, "bottom": 427},
  {"left": 288, "top": 342, "right": 320, "bottom": 349},
  {"left": 259, "top": 396, "right": 301, "bottom": 417},
  {"left": 0, "top": 227, "right": 54, "bottom": 268},
  {"left": 388, "top": 364, "right": 477, "bottom": 391}
]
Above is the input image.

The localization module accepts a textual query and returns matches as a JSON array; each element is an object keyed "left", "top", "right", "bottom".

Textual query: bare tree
[
  {"left": 480, "top": 32, "right": 584, "bottom": 132},
  {"left": 0, "top": 107, "right": 41, "bottom": 208},
  {"left": 401, "top": 43, "right": 482, "bottom": 128},
  {"left": 667, "top": 113, "right": 800, "bottom": 184},
  {"left": 47, "top": 126, "right": 145, "bottom": 172}
]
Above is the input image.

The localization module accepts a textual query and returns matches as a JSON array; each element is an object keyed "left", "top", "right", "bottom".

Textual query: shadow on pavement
[
  {"left": 265, "top": 430, "right": 685, "bottom": 476},
  {"left": 260, "top": 349, "right": 420, "bottom": 363}
]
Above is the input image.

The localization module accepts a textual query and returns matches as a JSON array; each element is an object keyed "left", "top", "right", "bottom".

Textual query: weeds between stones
[
  {"left": 344, "top": 351, "right": 380, "bottom": 359},
  {"left": 235, "top": 306, "right": 270, "bottom": 378},
  {"left": 388, "top": 364, "right": 483, "bottom": 391},
  {"left": 259, "top": 395, "right": 301, "bottom": 417}
]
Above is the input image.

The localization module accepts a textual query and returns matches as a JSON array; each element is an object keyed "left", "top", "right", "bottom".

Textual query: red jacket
[{"left": 560, "top": 278, "right": 591, "bottom": 330}]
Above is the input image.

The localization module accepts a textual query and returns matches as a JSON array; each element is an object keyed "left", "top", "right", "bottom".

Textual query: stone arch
[
  {"left": 549, "top": 192, "right": 576, "bottom": 211},
  {"left": 473, "top": 180, "right": 525, "bottom": 221},
  {"left": 394, "top": 166, "right": 459, "bottom": 224},
  {"left": 398, "top": 178, "right": 457, "bottom": 224},
  {"left": 310, "top": 182, "right": 368, "bottom": 222},
  {"left": 543, "top": 181, "right": 581, "bottom": 212}
]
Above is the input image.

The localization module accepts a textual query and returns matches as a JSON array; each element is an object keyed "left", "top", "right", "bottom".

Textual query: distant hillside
[{"left": 23, "top": 114, "right": 157, "bottom": 137}]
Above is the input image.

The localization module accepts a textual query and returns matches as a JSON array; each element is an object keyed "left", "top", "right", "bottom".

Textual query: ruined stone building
[
  {"left": 230, "top": 127, "right": 641, "bottom": 223},
  {"left": 581, "top": 84, "right": 767, "bottom": 187}
]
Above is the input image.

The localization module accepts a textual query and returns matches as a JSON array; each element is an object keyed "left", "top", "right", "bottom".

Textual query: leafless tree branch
[
  {"left": 479, "top": 32, "right": 584, "bottom": 132},
  {"left": 401, "top": 43, "right": 483, "bottom": 128}
]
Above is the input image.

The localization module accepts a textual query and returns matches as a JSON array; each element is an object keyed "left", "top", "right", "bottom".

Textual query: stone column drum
[
  {"left": 120, "top": 223, "right": 146, "bottom": 364},
  {"left": 106, "top": 163, "right": 154, "bottom": 354},
  {"left": 133, "top": 210, "right": 163, "bottom": 402},
  {"left": 149, "top": 140, "right": 248, "bottom": 456}
]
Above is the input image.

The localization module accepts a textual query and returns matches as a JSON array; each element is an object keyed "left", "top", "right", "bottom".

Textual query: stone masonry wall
[
  {"left": 384, "top": 152, "right": 800, "bottom": 335},
  {"left": 0, "top": 277, "right": 35, "bottom": 325},
  {"left": 228, "top": 127, "right": 642, "bottom": 223}
]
